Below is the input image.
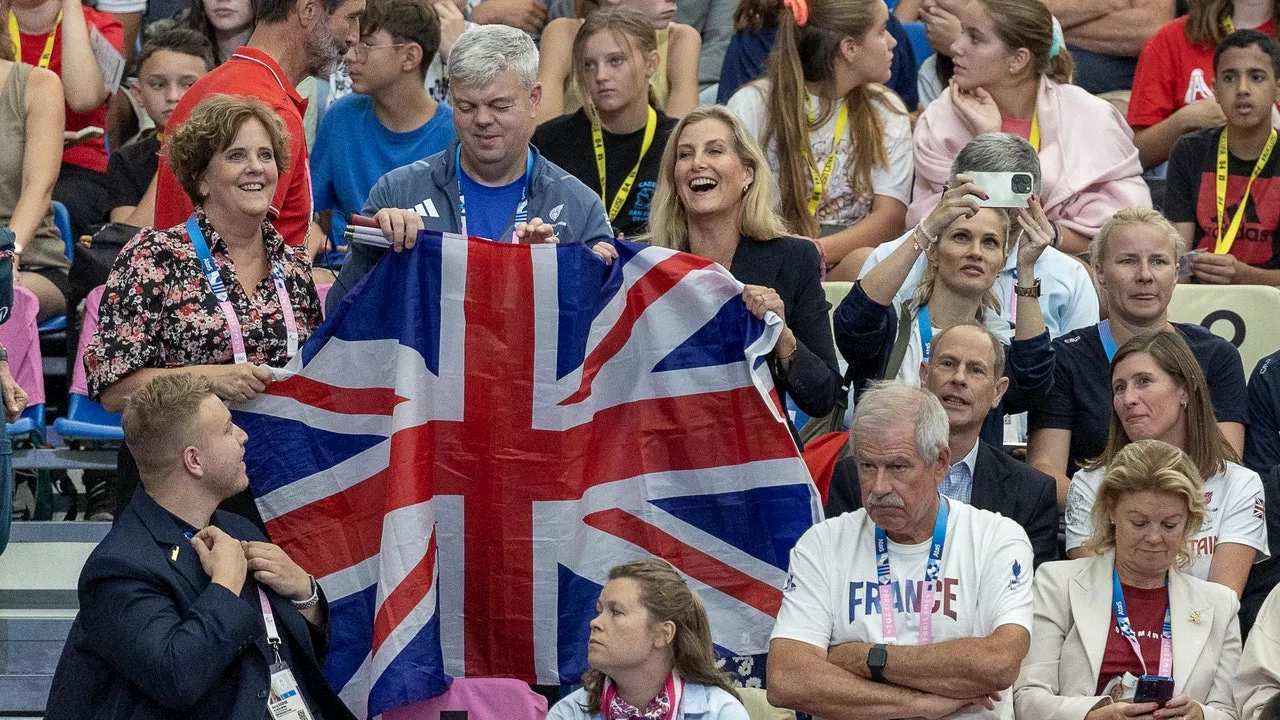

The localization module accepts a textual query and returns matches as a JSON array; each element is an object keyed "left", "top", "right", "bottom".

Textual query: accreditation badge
[{"left": 267, "top": 662, "right": 316, "bottom": 720}]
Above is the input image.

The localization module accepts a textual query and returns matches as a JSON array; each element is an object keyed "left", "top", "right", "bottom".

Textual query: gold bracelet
[{"left": 775, "top": 344, "right": 798, "bottom": 362}]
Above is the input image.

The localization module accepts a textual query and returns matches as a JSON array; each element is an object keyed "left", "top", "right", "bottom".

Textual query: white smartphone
[{"left": 968, "top": 171, "right": 1034, "bottom": 209}]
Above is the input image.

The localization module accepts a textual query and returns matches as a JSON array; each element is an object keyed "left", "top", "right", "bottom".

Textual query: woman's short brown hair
[
  {"left": 1083, "top": 439, "right": 1207, "bottom": 568},
  {"left": 165, "top": 94, "right": 291, "bottom": 208}
]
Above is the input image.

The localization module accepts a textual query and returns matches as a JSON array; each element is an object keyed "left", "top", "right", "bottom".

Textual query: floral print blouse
[{"left": 85, "top": 207, "right": 322, "bottom": 400}]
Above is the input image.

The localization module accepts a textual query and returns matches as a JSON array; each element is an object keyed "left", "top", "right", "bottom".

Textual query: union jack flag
[
  {"left": 1256, "top": 495, "right": 1266, "bottom": 519},
  {"left": 232, "top": 232, "right": 821, "bottom": 718}
]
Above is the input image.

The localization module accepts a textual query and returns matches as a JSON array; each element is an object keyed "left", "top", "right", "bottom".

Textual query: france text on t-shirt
[
  {"left": 772, "top": 500, "right": 1033, "bottom": 720},
  {"left": 1066, "top": 462, "right": 1270, "bottom": 579},
  {"left": 1167, "top": 126, "right": 1280, "bottom": 268},
  {"left": 458, "top": 169, "right": 527, "bottom": 242},
  {"left": 1028, "top": 323, "right": 1248, "bottom": 473}
]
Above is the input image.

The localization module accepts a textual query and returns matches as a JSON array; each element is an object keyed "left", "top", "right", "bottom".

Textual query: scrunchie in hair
[
  {"left": 783, "top": 0, "right": 809, "bottom": 27},
  {"left": 1049, "top": 15, "right": 1064, "bottom": 58}
]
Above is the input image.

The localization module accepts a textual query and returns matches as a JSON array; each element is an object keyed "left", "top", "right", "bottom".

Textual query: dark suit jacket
[
  {"left": 824, "top": 440, "right": 1059, "bottom": 567},
  {"left": 45, "top": 488, "right": 355, "bottom": 720},
  {"left": 729, "top": 235, "right": 840, "bottom": 421}
]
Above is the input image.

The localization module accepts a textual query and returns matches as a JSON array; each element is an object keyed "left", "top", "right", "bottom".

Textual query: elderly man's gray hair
[
  {"left": 948, "top": 132, "right": 1042, "bottom": 195},
  {"left": 448, "top": 24, "right": 539, "bottom": 92},
  {"left": 850, "top": 382, "right": 950, "bottom": 463}
]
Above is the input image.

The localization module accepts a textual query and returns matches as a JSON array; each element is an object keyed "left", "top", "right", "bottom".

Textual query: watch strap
[{"left": 291, "top": 575, "right": 320, "bottom": 609}]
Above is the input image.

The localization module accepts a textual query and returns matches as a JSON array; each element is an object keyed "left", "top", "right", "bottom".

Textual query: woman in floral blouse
[{"left": 85, "top": 94, "right": 322, "bottom": 519}]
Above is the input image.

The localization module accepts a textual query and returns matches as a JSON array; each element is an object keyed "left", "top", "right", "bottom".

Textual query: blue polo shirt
[
  {"left": 1247, "top": 350, "right": 1280, "bottom": 477},
  {"left": 311, "top": 94, "right": 456, "bottom": 245}
]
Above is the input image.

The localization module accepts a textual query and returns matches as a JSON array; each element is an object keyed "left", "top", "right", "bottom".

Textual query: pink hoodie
[{"left": 908, "top": 78, "right": 1151, "bottom": 241}]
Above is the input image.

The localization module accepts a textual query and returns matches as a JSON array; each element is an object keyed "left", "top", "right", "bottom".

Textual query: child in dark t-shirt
[
  {"left": 1167, "top": 29, "right": 1280, "bottom": 285},
  {"left": 105, "top": 28, "right": 214, "bottom": 226}
]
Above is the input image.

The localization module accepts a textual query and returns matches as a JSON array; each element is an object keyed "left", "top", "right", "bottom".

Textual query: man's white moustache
[{"left": 866, "top": 494, "right": 905, "bottom": 509}]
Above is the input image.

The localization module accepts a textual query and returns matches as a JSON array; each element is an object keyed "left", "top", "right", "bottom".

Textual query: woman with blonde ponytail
[
  {"left": 910, "top": 0, "right": 1150, "bottom": 254},
  {"left": 725, "top": 0, "right": 913, "bottom": 281}
]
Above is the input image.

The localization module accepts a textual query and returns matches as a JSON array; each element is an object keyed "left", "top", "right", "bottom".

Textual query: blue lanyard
[
  {"left": 455, "top": 145, "right": 535, "bottom": 242},
  {"left": 1111, "top": 568, "right": 1173, "bottom": 678},
  {"left": 917, "top": 304, "right": 934, "bottom": 361},
  {"left": 874, "top": 493, "right": 949, "bottom": 643},
  {"left": 1099, "top": 320, "right": 1118, "bottom": 362},
  {"left": 188, "top": 215, "right": 230, "bottom": 303},
  {"left": 185, "top": 214, "right": 298, "bottom": 364}
]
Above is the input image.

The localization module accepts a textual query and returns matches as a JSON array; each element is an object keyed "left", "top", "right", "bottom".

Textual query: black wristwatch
[{"left": 867, "top": 643, "right": 888, "bottom": 683}]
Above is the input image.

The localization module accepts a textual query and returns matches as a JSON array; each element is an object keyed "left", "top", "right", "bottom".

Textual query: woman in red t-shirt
[
  {"left": 1014, "top": 439, "right": 1242, "bottom": 720},
  {"left": 10, "top": 0, "right": 123, "bottom": 239},
  {"left": 1128, "top": 0, "right": 1278, "bottom": 170}
]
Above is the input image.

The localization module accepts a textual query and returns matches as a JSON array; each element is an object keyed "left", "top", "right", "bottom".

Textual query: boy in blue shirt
[{"left": 311, "top": 0, "right": 457, "bottom": 251}]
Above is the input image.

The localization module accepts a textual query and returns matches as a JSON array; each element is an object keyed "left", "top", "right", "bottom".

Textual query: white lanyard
[{"left": 257, "top": 586, "right": 283, "bottom": 663}]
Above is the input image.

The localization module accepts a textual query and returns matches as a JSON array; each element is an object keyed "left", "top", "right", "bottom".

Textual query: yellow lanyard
[
  {"left": 1029, "top": 109, "right": 1040, "bottom": 152},
  {"left": 1215, "top": 127, "right": 1277, "bottom": 254},
  {"left": 7, "top": 10, "right": 61, "bottom": 69},
  {"left": 805, "top": 92, "right": 849, "bottom": 216},
  {"left": 592, "top": 106, "right": 658, "bottom": 223}
]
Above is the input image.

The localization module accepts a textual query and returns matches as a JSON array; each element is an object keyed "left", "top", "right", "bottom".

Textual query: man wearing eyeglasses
[
  {"left": 326, "top": 23, "right": 614, "bottom": 311},
  {"left": 312, "top": 0, "right": 457, "bottom": 254}
]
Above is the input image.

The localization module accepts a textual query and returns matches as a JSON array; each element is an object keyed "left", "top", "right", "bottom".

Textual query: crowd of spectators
[{"left": 5, "top": 0, "right": 1280, "bottom": 714}]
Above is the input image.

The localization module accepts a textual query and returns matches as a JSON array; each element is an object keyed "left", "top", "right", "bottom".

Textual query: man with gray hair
[
  {"left": 328, "top": 23, "right": 613, "bottom": 309},
  {"left": 858, "top": 133, "right": 1099, "bottom": 339},
  {"left": 767, "top": 382, "right": 1034, "bottom": 720}
]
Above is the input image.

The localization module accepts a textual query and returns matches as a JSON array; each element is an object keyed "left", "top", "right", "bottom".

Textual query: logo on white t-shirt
[{"left": 1008, "top": 559, "right": 1025, "bottom": 590}]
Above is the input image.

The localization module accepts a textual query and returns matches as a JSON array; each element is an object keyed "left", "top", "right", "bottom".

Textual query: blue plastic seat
[
  {"left": 52, "top": 393, "right": 123, "bottom": 441},
  {"left": 52, "top": 285, "right": 123, "bottom": 442},
  {"left": 40, "top": 201, "right": 74, "bottom": 334},
  {"left": 6, "top": 403, "right": 46, "bottom": 445}
]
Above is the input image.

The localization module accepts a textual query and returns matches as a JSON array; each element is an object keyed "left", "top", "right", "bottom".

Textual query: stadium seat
[
  {"left": 40, "top": 202, "right": 74, "bottom": 334},
  {"left": 381, "top": 677, "right": 549, "bottom": 720},
  {"left": 739, "top": 687, "right": 797, "bottom": 720},
  {"left": 1, "top": 287, "right": 48, "bottom": 444},
  {"left": 317, "top": 282, "right": 332, "bottom": 318},
  {"left": 53, "top": 285, "right": 123, "bottom": 442},
  {"left": 1167, "top": 284, "right": 1280, "bottom": 377}
]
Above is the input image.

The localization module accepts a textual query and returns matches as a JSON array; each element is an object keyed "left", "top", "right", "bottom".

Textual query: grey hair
[
  {"left": 850, "top": 382, "right": 950, "bottom": 464},
  {"left": 447, "top": 24, "right": 539, "bottom": 92},
  {"left": 948, "top": 132, "right": 1042, "bottom": 195}
]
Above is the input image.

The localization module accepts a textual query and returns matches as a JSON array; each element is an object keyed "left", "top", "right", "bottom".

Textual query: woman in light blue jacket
[{"left": 548, "top": 559, "right": 749, "bottom": 720}]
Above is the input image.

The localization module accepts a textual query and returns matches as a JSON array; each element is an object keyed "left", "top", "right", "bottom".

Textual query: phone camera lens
[{"left": 1012, "top": 174, "right": 1033, "bottom": 194}]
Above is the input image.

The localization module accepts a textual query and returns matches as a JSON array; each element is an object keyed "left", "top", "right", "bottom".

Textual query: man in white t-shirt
[
  {"left": 767, "top": 383, "right": 1034, "bottom": 720},
  {"left": 860, "top": 133, "right": 1099, "bottom": 340}
]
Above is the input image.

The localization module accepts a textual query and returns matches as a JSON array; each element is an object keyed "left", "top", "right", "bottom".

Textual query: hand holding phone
[
  {"left": 1133, "top": 675, "right": 1174, "bottom": 707},
  {"left": 967, "top": 171, "right": 1034, "bottom": 209}
]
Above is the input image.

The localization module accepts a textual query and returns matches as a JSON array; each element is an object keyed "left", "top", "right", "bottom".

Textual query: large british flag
[{"left": 232, "top": 232, "right": 820, "bottom": 718}]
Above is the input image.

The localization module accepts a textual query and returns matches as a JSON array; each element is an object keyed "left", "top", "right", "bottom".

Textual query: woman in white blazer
[
  {"left": 1235, "top": 584, "right": 1280, "bottom": 719},
  {"left": 1014, "top": 439, "right": 1242, "bottom": 720}
]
